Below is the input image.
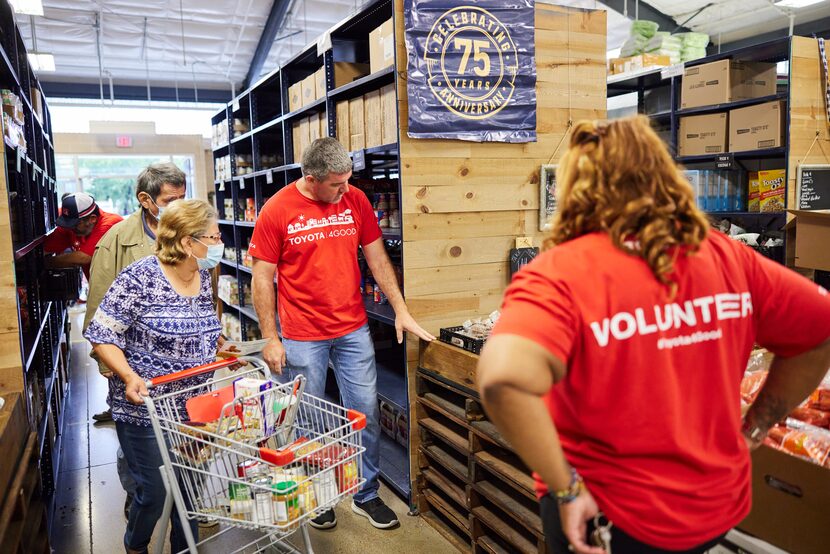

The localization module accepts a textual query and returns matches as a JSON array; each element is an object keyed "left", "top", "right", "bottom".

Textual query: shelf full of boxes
[
  {"left": 608, "top": 37, "right": 798, "bottom": 265},
  {"left": 209, "top": 0, "right": 411, "bottom": 501},
  {"left": 0, "top": 0, "right": 66, "bottom": 545}
]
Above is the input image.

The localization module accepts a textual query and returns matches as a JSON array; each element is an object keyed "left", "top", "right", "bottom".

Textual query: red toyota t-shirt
[
  {"left": 249, "top": 181, "right": 382, "bottom": 340},
  {"left": 491, "top": 231, "right": 830, "bottom": 550},
  {"left": 44, "top": 210, "right": 123, "bottom": 278}
]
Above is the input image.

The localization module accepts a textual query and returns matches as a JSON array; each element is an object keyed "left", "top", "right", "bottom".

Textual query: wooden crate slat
[
  {"left": 420, "top": 417, "right": 469, "bottom": 453},
  {"left": 423, "top": 467, "right": 468, "bottom": 509},
  {"left": 473, "top": 481, "right": 543, "bottom": 537},
  {"left": 476, "top": 535, "right": 512, "bottom": 554},
  {"left": 470, "top": 420, "right": 511, "bottom": 449},
  {"left": 420, "top": 393, "right": 468, "bottom": 426},
  {"left": 419, "top": 444, "right": 469, "bottom": 483},
  {"left": 423, "top": 489, "right": 472, "bottom": 534},
  {"left": 473, "top": 451, "right": 537, "bottom": 502},
  {"left": 472, "top": 505, "right": 537, "bottom": 554},
  {"left": 421, "top": 510, "right": 471, "bottom": 554}
]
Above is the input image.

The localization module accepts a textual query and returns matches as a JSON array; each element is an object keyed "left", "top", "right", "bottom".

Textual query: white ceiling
[{"left": 12, "top": 0, "right": 830, "bottom": 99}]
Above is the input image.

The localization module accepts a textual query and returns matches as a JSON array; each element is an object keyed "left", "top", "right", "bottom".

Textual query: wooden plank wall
[
  {"left": 786, "top": 37, "right": 830, "bottom": 269},
  {"left": 393, "top": 0, "right": 606, "bottom": 495}
]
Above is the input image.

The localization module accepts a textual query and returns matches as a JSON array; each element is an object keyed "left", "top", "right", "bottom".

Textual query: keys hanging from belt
[{"left": 590, "top": 513, "right": 613, "bottom": 554}]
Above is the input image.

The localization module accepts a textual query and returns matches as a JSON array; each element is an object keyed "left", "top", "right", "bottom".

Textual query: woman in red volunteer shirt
[{"left": 477, "top": 116, "right": 830, "bottom": 554}]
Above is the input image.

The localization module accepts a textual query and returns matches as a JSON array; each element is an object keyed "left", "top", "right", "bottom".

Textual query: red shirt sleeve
[
  {"left": 744, "top": 246, "right": 830, "bottom": 356},
  {"left": 490, "top": 252, "right": 578, "bottom": 365},
  {"left": 78, "top": 212, "right": 122, "bottom": 257},
  {"left": 355, "top": 189, "right": 382, "bottom": 246},
  {"left": 249, "top": 199, "right": 283, "bottom": 264},
  {"left": 43, "top": 227, "right": 73, "bottom": 254}
]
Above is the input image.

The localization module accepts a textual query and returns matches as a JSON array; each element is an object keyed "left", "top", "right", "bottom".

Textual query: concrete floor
[{"left": 50, "top": 309, "right": 451, "bottom": 553}]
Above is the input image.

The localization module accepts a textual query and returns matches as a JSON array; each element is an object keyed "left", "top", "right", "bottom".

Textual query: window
[{"left": 56, "top": 155, "right": 195, "bottom": 216}]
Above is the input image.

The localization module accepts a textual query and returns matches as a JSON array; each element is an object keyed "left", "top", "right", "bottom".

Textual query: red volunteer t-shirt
[
  {"left": 44, "top": 210, "right": 123, "bottom": 278},
  {"left": 249, "top": 181, "right": 382, "bottom": 340},
  {"left": 491, "top": 231, "right": 830, "bottom": 550}
]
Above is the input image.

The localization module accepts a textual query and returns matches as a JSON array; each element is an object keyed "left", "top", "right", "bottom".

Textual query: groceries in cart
[{"left": 146, "top": 363, "right": 366, "bottom": 543}]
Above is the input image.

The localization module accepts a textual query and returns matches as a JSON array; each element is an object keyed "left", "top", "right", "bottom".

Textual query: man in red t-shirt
[
  {"left": 44, "top": 192, "right": 123, "bottom": 279},
  {"left": 476, "top": 118, "right": 830, "bottom": 554},
  {"left": 250, "top": 137, "right": 434, "bottom": 531}
]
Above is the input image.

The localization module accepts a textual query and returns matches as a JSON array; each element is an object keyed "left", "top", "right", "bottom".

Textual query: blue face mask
[{"left": 193, "top": 239, "right": 224, "bottom": 270}]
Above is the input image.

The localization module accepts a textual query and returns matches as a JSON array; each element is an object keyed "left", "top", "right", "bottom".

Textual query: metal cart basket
[{"left": 143, "top": 357, "right": 366, "bottom": 553}]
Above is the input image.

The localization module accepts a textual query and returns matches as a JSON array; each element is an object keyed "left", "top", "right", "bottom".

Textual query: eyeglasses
[{"left": 194, "top": 234, "right": 222, "bottom": 242}]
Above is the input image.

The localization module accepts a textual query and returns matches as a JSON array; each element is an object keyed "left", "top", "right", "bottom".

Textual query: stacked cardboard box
[
  {"left": 292, "top": 112, "right": 329, "bottom": 163},
  {"left": 335, "top": 84, "right": 397, "bottom": 152},
  {"left": 609, "top": 54, "right": 671, "bottom": 76},
  {"left": 680, "top": 59, "right": 776, "bottom": 109},
  {"left": 369, "top": 18, "right": 394, "bottom": 74}
]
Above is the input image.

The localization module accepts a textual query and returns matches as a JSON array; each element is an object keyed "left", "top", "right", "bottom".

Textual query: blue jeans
[
  {"left": 283, "top": 324, "right": 380, "bottom": 504},
  {"left": 117, "top": 447, "right": 138, "bottom": 496},
  {"left": 115, "top": 421, "right": 197, "bottom": 553}
]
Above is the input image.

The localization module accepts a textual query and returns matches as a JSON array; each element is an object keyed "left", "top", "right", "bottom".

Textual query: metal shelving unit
[
  {"left": 209, "top": 0, "right": 409, "bottom": 502},
  {"left": 608, "top": 37, "right": 792, "bottom": 265}
]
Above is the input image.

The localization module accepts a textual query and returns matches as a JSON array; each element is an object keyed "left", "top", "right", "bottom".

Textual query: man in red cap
[{"left": 45, "top": 192, "right": 123, "bottom": 278}]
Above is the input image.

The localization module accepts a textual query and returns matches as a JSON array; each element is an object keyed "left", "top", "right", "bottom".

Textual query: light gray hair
[
  {"left": 136, "top": 162, "right": 186, "bottom": 200},
  {"left": 302, "top": 137, "right": 352, "bottom": 181}
]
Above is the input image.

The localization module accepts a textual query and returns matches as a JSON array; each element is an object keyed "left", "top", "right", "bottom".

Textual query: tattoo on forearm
[{"left": 746, "top": 389, "right": 789, "bottom": 432}]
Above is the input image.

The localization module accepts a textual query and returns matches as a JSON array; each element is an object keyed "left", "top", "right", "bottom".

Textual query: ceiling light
[
  {"left": 774, "top": 0, "right": 825, "bottom": 8},
  {"left": 28, "top": 52, "right": 55, "bottom": 72},
  {"left": 10, "top": 0, "right": 43, "bottom": 16}
]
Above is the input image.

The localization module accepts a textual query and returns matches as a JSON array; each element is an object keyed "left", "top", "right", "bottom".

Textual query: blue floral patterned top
[{"left": 84, "top": 256, "right": 221, "bottom": 426}]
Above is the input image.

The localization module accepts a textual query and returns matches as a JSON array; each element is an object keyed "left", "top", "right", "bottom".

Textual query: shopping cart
[{"left": 143, "top": 357, "right": 366, "bottom": 554}]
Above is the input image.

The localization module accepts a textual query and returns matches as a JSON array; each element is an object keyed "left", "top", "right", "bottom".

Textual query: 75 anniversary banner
[{"left": 404, "top": 0, "right": 536, "bottom": 143}]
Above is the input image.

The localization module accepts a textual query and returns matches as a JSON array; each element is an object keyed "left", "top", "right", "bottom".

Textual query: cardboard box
[
  {"left": 758, "top": 168, "right": 786, "bottom": 213},
  {"left": 288, "top": 82, "right": 302, "bottom": 113},
  {"left": 678, "top": 113, "right": 727, "bottom": 157},
  {"left": 681, "top": 60, "right": 778, "bottom": 109},
  {"left": 363, "top": 89, "right": 382, "bottom": 148},
  {"left": 293, "top": 118, "right": 311, "bottom": 163},
  {"left": 319, "top": 112, "right": 328, "bottom": 138},
  {"left": 610, "top": 54, "right": 671, "bottom": 76},
  {"left": 301, "top": 75, "right": 317, "bottom": 107},
  {"left": 729, "top": 100, "right": 784, "bottom": 153},
  {"left": 314, "top": 68, "right": 326, "bottom": 100},
  {"left": 333, "top": 62, "right": 370, "bottom": 88},
  {"left": 739, "top": 445, "right": 830, "bottom": 553},
  {"left": 292, "top": 123, "right": 302, "bottom": 161},
  {"left": 308, "top": 115, "right": 321, "bottom": 143},
  {"left": 349, "top": 96, "right": 365, "bottom": 151},
  {"left": 369, "top": 18, "right": 394, "bottom": 74},
  {"left": 336, "top": 100, "right": 350, "bottom": 150},
  {"left": 748, "top": 172, "right": 760, "bottom": 212},
  {"left": 380, "top": 83, "right": 397, "bottom": 145},
  {"left": 350, "top": 133, "right": 365, "bottom": 151}
]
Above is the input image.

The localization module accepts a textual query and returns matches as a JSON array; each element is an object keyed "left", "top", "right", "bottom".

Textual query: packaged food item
[
  {"left": 765, "top": 419, "right": 830, "bottom": 467},
  {"left": 747, "top": 172, "right": 760, "bottom": 212},
  {"left": 229, "top": 482, "right": 254, "bottom": 521},
  {"left": 272, "top": 481, "right": 299, "bottom": 527},
  {"left": 807, "top": 373, "right": 830, "bottom": 411},
  {"left": 379, "top": 401, "right": 396, "bottom": 439},
  {"left": 396, "top": 411, "right": 408, "bottom": 448},
  {"left": 252, "top": 477, "right": 274, "bottom": 525},
  {"left": 740, "top": 370, "right": 768, "bottom": 405},
  {"left": 758, "top": 169, "right": 785, "bottom": 213},
  {"left": 233, "top": 377, "right": 274, "bottom": 439},
  {"left": 790, "top": 406, "right": 830, "bottom": 429},
  {"left": 297, "top": 479, "right": 318, "bottom": 515},
  {"left": 313, "top": 468, "right": 339, "bottom": 506},
  {"left": 238, "top": 459, "right": 266, "bottom": 478}
]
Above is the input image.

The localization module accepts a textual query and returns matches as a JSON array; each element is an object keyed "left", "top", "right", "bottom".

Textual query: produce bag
[
  {"left": 631, "top": 20, "right": 660, "bottom": 39},
  {"left": 676, "top": 32, "right": 710, "bottom": 48},
  {"left": 620, "top": 34, "right": 649, "bottom": 57},
  {"left": 681, "top": 47, "right": 708, "bottom": 62},
  {"left": 645, "top": 34, "right": 682, "bottom": 53}
]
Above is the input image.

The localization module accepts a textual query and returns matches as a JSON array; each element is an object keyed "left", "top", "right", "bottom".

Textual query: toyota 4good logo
[{"left": 425, "top": 6, "right": 518, "bottom": 121}]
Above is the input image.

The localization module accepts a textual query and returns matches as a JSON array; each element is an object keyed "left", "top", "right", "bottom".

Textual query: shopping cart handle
[
  {"left": 348, "top": 409, "right": 367, "bottom": 431},
  {"left": 146, "top": 357, "right": 240, "bottom": 388}
]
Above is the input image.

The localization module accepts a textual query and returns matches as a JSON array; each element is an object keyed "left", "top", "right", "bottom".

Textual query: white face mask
[{"left": 149, "top": 198, "right": 166, "bottom": 221}]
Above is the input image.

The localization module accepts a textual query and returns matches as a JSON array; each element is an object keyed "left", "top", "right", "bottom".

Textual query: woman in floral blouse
[{"left": 85, "top": 198, "right": 225, "bottom": 554}]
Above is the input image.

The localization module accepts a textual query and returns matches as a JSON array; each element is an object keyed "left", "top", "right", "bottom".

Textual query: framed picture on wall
[{"left": 539, "top": 164, "right": 557, "bottom": 231}]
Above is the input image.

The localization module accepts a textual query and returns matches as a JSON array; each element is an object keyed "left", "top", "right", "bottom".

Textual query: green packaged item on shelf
[
  {"left": 645, "top": 35, "right": 682, "bottom": 53},
  {"left": 631, "top": 20, "right": 660, "bottom": 39},
  {"left": 681, "top": 47, "right": 708, "bottom": 62},
  {"left": 676, "top": 32, "right": 710, "bottom": 48}
]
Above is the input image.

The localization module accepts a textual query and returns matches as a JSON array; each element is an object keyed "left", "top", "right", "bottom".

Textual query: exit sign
[{"left": 116, "top": 135, "right": 132, "bottom": 148}]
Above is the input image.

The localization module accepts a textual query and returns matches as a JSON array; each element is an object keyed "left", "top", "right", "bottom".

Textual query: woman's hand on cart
[
  {"left": 217, "top": 347, "right": 248, "bottom": 370},
  {"left": 125, "top": 372, "right": 150, "bottom": 404}
]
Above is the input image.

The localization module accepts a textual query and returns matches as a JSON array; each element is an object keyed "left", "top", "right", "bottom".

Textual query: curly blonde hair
[
  {"left": 155, "top": 199, "right": 217, "bottom": 264},
  {"left": 545, "top": 116, "right": 709, "bottom": 294}
]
